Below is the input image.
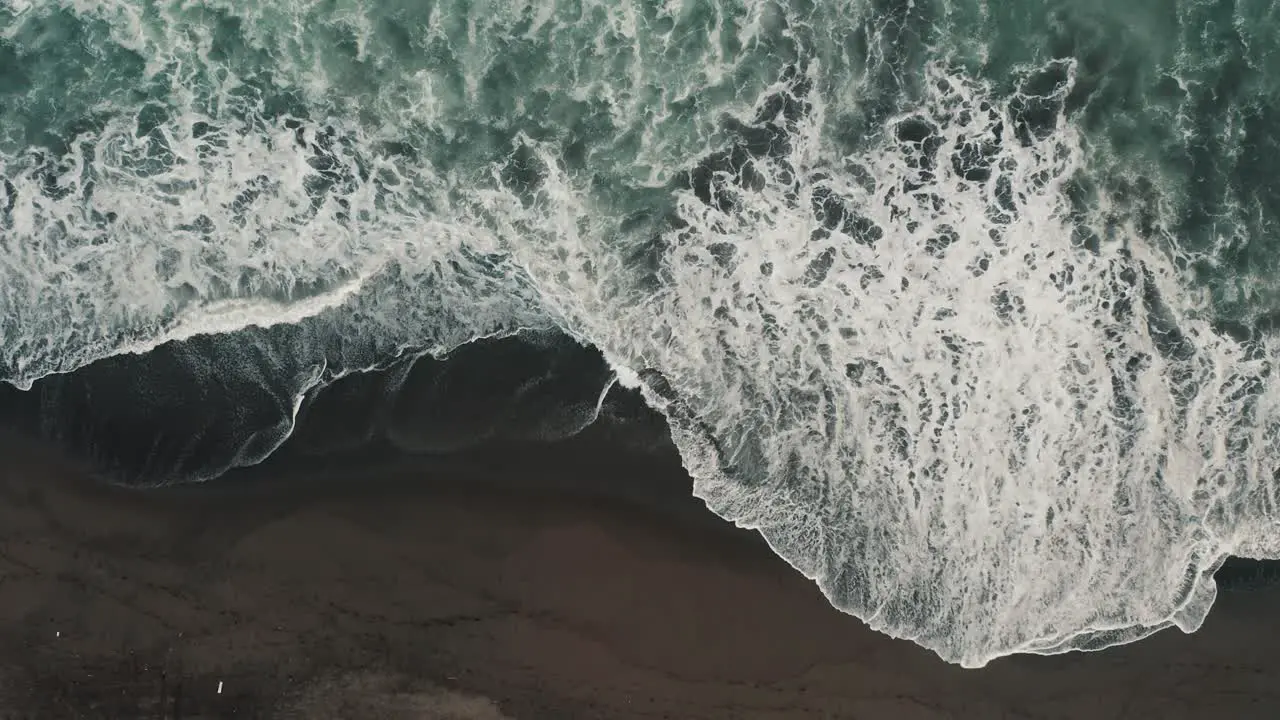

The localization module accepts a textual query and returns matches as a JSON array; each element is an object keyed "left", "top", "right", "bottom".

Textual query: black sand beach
[
  {"left": 1, "top": 416, "right": 1279, "bottom": 719},
  {"left": 13, "top": 1, "right": 1280, "bottom": 715}
]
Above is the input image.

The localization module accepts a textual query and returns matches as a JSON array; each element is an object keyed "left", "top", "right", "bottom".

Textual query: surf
[{"left": 3, "top": 0, "right": 1280, "bottom": 668}]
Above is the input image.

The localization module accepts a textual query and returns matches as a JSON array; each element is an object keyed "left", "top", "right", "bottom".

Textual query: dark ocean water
[{"left": 6, "top": 0, "right": 1280, "bottom": 666}]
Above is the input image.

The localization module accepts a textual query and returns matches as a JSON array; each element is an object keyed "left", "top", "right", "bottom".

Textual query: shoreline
[{"left": 1, "top": 430, "right": 1279, "bottom": 717}]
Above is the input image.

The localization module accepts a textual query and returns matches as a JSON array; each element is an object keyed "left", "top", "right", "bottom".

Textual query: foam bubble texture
[{"left": 512, "top": 64, "right": 1280, "bottom": 666}]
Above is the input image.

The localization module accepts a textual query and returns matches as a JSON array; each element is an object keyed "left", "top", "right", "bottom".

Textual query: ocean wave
[{"left": 4, "top": 0, "right": 1280, "bottom": 667}]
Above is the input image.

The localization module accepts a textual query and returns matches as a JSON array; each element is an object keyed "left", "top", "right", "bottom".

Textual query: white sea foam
[
  {"left": 3, "top": 0, "right": 1280, "bottom": 668},
  {"left": 500, "top": 62, "right": 1280, "bottom": 666},
  {"left": 0, "top": 94, "right": 550, "bottom": 386}
]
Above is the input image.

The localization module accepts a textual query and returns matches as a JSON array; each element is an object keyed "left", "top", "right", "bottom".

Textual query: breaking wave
[{"left": 4, "top": 0, "right": 1280, "bottom": 667}]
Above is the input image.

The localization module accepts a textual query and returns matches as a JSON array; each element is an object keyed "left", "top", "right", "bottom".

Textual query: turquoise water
[{"left": 5, "top": 0, "right": 1280, "bottom": 667}]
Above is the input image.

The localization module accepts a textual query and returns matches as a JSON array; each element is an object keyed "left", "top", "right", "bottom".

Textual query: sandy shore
[{"left": 0, "top": 429, "right": 1278, "bottom": 719}]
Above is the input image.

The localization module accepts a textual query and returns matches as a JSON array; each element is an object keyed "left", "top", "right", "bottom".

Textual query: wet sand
[{"left": 0, "top": 429, "right": 1278, "bottom": 719}]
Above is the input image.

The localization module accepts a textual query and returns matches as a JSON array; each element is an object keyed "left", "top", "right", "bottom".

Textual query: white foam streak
[{"left": 116, "top": 269, "right": 374, "bottom": 360}]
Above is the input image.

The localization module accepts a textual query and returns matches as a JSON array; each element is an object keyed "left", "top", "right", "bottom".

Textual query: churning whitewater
[{"left": 5, "top": 0, "right": 1280, "bottom": 667}]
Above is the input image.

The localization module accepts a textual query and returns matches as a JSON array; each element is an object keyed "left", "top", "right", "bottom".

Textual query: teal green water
[
  {"left": 5, "top": 1, "right": 1279, "bottom": 320},
  {"left": 980, "top": 0, "right": 1280, "bottom": 318},
  {"left": 5, "top": 0, "right": 1280, "bottom": 667}
]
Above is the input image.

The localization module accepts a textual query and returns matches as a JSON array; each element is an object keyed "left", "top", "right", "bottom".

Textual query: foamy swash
[{"left": 3, "top": 0, "right": 1280, "bottom": 667}]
